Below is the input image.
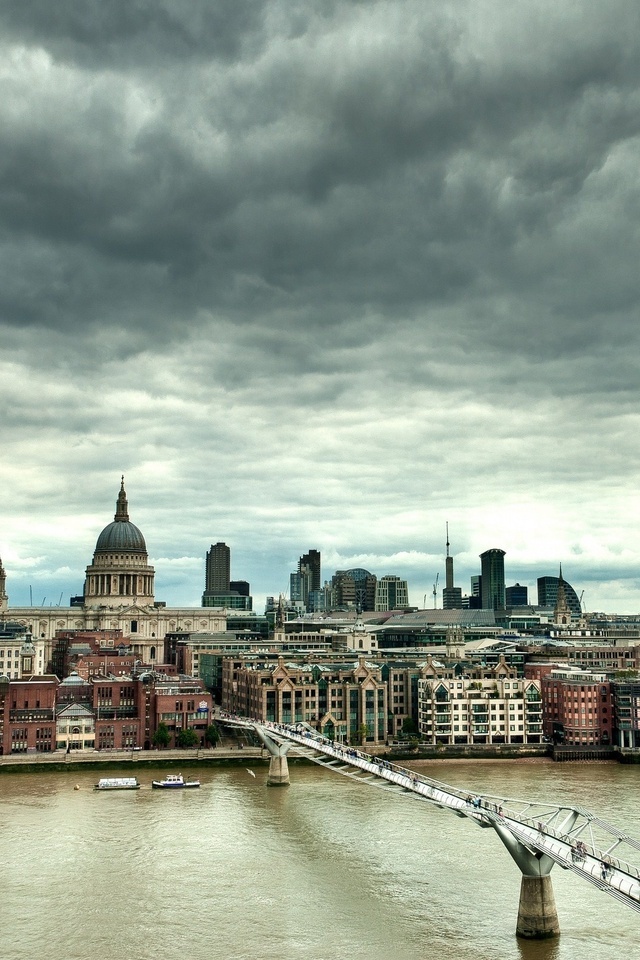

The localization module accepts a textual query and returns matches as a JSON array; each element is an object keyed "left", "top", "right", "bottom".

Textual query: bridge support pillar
[
  {"left": 516, "top": 875, "right": 560, "bottom": 939},
  {"left": 492, "top": 820, "right": 565, "bottom": 940},
  {"left": 267, "top": 753, "right": 290, "bottom": 787},
  {"left": 252, "top": 726, "right": 293, "bottom": 787}
]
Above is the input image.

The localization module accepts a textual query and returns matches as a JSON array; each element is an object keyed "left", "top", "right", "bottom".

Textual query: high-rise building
[
  {"left": 0, "top": 555, "right": 7, "bottom": 613},
  {"left": 467, "top": 575, "right": 482, "bottom": 609},
  {"left": 442, "top": 523, "right": 463, "bottom": 609},
  {"left": 332, "top": 569, "right": 377, "bottom": 612},
  {"left": 537, "top": 574, "right": 581, "bottom": 620},
  {"left": 289, "top": 570, "right": 307, "bottom": 605},
  {"left": 374, "top": 575, "right": 409, "bottom": 611},
  {"left": 289, "top": 549, "right": 321, "bottom": 611},
  {"left": 202, "top": 542, "right": 252, "bottom": 610},
  {"left": 230, "top": 580, "right": 250, "bottom": 597},
  {"left": 289, "top": 550, "right": 320, "bottom": 610},
  {"left": 299, "top": 550, "right": 321, "bottom": 592},
  {"left": 205, "top": 542, "right": 230, "bottom": 594},
  {"left": 506, "top": 583, "right": 528, "bottom": 606},
  {"left": 480, "top": 548, "right": 506, "bottom": 611}
]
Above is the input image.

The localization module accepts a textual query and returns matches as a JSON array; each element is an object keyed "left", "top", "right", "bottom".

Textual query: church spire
[
  {"left": 114, "top": 476, "right": 130, "bottom": 522},
  {"left": 554, "top": 564, "right": 570, "bottom": 625}
]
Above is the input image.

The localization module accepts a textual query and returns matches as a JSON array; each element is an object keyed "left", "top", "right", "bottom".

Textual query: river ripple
[{"left": 0, "top": 759, "right": 638, "bottom": 960}]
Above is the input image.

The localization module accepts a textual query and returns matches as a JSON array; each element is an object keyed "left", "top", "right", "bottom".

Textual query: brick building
[
  {"left": 1, "top": 676, "right": 58, "bottom": 754},
  {"left": 148, "top": 678, "right": 213, "bottom": 748},
  {"left": 92, "top": 678, "right": 144, "bottom": 750},
  {"left": 222, "top": 655, "right": 388, "bottom": 743},
  {"left": 541, "top": 668, "right": 612, "bottom": 745}
]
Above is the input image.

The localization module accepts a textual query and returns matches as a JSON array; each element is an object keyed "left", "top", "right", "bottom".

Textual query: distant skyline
[
  {"left": 2, "top": 2, "right": 640, "bottom": 614},
  {"left": 0, "top": 477, "right": 620, "bottom": 613}
]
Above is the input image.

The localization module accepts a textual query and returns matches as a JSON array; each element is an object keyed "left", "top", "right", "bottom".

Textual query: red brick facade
[{"left": 1, "top": 677, "right": 58, "bottom": 754}]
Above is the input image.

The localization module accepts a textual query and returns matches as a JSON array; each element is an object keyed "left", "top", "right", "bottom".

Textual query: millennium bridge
[{"left": 222, "top": 716, "right": 640, "bottom": 940}]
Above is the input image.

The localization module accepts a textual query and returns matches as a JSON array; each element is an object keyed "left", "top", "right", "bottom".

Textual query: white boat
[
  {"left": 94, "top": 777, "right": 140, "bottom": 791},
  {"left": 151, "top": 773, "right": 200, "bottom": 790}
]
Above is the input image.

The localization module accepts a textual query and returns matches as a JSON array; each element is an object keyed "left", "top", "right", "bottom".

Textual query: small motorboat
[{"left": 151, "top": 773, "right": 200, "bottom": 789}]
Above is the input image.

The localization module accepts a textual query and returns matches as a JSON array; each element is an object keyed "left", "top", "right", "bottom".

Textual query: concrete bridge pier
[
  {"left": 253, "top": 727, "right": 293, "bottom": 787},
  {"left": 515, "top": 875, "right": 559, "bottom": 940},
  {"left": 493, "top": 823, "right": 561, "bottom": 939}
]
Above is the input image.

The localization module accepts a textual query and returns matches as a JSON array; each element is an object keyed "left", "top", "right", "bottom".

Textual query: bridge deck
[{"left": 224, "top": 717, "right": 640, "bottom": 915}]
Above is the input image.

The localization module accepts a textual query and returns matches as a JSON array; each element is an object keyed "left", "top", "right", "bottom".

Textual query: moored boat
[
  {"left": 151, "top": 773, "right": 200, "bottom": 789},
  {"left": 94, "top": 777, "right": 140, "bottom": 791}
]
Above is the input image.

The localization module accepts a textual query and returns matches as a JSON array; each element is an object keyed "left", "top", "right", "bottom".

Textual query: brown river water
[{"left": 1, "top": 758, "right": 638, "bottom": 960}]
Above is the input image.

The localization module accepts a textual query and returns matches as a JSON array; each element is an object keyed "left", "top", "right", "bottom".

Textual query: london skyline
[
  {"left": 0, "top": 477, "right": 620, "bottom": 614},
  {"left": 1, "top": 3, "right": 640, "bottom": 613}
]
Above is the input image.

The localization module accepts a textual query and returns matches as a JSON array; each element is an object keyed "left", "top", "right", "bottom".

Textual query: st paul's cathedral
[{"left": 0, "top": 479, "right": 225, "bottom": 666}]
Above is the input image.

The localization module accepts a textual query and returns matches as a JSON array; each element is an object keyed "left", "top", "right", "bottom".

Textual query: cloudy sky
[{"left": 2, "top": 1, "right": 640, "bottom": 614}]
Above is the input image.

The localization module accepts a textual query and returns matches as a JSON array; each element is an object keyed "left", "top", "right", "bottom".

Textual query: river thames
[{"left": 1, "top": 758, "right": 638, "bottom": 960}]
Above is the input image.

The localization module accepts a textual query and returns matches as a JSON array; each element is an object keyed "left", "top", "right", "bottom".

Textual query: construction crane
[{"left": 433, "top": 572, "right": 439, "bottom": 608}]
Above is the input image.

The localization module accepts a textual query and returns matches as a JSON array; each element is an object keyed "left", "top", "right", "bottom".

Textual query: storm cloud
[{"left": 1, "top": 1, "right": 640, "bottom": 611}]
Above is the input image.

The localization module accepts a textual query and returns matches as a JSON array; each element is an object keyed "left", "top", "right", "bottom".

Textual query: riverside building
[
  {"left": 418, "top": 657, "right": 543, "bottom": 745},
  {"left": 222, "top": 654, "right": 388, "bottom": 744}
]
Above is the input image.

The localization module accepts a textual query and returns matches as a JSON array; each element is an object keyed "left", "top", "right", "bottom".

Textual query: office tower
[
  {"left": 506, "top": 583, "right": 528, "bottom": 606},
  {"left": 332, "top": 568, "right": 377, "bottom": 612},
  {"left": 537, "top": 573, "right": 581, "bottom": 620},
  {"left": 290, "top": 549, "right": 321, "bottom": 610},
  {"left": 468, "top": 575, "right": 482, "bottom": 609},
  {"left": 290, "top": 570, "right": 307, "bottom": 604},
  {"left": 205, "top": 542, "right": 230, "bottom": 593},
  {"left": 0, "top": 556, "right": 7, "bottom": 612},
  {"left": 375, "top": 575, "right": 410, "bottom": 611},
  {"left": 480, "top": 548, "right": 506, "bottom": 610},
  {"left": 299, "top": 550, "right": 321, "bottom": 592},
  {"left": 202, "top": 543, "right": 252, "bottom": 610},
  {"left": 445, "top": 523, "right": 453, "bottom": 590},
  {"left": 230, "top": 580, "right": 250, "bottom": 597}
]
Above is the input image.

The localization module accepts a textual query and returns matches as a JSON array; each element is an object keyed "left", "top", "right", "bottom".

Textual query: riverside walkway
[
  {"left": 222, "top": 716, "right": 640, "bottom": 938},
  {"left": 0, "top": 745, "right": 263, "bottom": 768}
]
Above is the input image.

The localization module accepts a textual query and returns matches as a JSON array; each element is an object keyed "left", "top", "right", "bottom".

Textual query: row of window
[{"left": 422, "top": 724, "right": 526, "bottom": 732}]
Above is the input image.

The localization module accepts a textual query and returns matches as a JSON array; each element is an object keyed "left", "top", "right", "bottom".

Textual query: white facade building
[{"left": 418, "top": 659, "right": 543, "bottom": 745}]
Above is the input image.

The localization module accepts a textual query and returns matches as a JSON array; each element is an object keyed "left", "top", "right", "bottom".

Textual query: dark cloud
[
  {"left": 0, "top": 0, "right": 268, "bottom": 67},
  {"left": 1, "top": 1, "right": 640, "bottom": 611}
]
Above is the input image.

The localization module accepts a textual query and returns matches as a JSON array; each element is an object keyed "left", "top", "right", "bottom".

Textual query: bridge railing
[
  {"left": 223, "top": 716, "right": 640, "bottom": 892},
  {"left": 264, "top": 720, "right": 640, "bottom": 888}
]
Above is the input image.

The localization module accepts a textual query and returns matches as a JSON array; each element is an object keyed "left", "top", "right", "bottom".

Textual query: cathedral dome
[
  {"left": 95, "top": 519, "right": 147, "bottom": 554},
  {"left": 93, "top": 478, "right": 147, "bottom": 555}
]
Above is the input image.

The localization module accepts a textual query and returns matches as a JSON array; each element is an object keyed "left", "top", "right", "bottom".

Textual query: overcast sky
[{"left": 2, "top": 1, "right": 640, "bottom": 614}]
